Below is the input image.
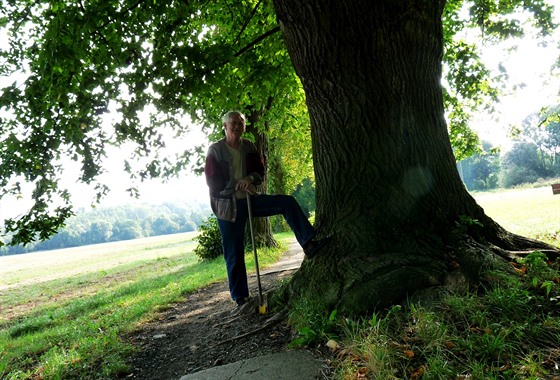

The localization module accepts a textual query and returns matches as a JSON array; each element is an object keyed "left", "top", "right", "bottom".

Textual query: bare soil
[{"left": 123, "top": 241, "right": 332, "bottom": 379}]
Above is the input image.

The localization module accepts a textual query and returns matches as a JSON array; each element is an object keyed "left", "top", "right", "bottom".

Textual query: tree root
[
  {"left": 490, "top": 244, "right": 560, "bottom": 261},
  {"left": 208, "top": 307, "right": 289, "bottom": 349}
]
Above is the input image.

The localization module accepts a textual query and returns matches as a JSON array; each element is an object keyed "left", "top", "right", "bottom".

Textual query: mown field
[
  {"left": 0, "top": 186, "right": 558, "bottom": 379},
  {"left": 472, "top": 185, "right": 560, "bottom": 246},
  {"left": 0, "top": 232, "right": 199, "bottom": 293}
]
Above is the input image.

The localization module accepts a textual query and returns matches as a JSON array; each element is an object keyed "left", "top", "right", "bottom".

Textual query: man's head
[
  {"left": 222, "top": 110, "right": 245, "bottom": 125},
  {"left": 223, "top": 111, "right": 246, "bottom": 140}
]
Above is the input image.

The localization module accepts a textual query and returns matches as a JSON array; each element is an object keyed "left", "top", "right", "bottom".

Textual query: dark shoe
[
  {"left": 236, "top": 298, "right": 248, "bottom": 307},
  {"left": 304, "top": 236, "right": 331, "bottom": 258}
]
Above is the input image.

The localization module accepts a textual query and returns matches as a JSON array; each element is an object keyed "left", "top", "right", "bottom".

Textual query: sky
[
  {"left": 1, "top": 6, "right": 560, "bottom": 217},
  {"left": 62, "top": 130, "right": 211, "bottom": 209},
  {"left": 469, "top": 13, "right": 560, "bottom": 150},
  {"left": 0, "top": 128, "right": 211, "bottom": 220}
]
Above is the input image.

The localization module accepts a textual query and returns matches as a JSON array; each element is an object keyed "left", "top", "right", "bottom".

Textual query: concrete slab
[{"left": 178, "top": 350, "right": 326, "bottom": 380}]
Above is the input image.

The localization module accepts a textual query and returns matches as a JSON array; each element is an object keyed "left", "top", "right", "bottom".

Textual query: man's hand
[{"left": 236, "top": 177, "right": 256, "bottom": 195}]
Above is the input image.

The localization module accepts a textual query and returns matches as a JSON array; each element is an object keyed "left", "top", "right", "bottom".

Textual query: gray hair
[{"left": 222, "top": 110, "right": 245, "bottom": 124}]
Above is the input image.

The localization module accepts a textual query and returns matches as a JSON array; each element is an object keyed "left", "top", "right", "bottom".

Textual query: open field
[
  {"left": 0, "top": 232, "right": 199, "bottom": 291},
  {"left": 471, "top": 185, "right": 560, "bottom": 246},
  {"left": 1, "top": 185, "right": 557, "bottom": 299}
]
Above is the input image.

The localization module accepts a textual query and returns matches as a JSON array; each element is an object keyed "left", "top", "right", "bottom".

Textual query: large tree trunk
[{"left": 272, "top": 0, "right": 558, "bottom": 314}]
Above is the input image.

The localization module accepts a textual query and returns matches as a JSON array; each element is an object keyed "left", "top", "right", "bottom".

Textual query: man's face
[{"left": 224, "top": 114, "right": 246, "bottom": 139}]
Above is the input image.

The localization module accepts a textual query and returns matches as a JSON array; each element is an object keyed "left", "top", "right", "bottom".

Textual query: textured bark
[
  {"left": 246, "top": 108, "right": 278, "bottom": 248},
  {"left": 272, "top": 0, "right": 558, "bottom": 314}
]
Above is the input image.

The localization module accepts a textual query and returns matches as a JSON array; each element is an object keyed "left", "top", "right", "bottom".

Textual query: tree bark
[
  {"left": 246, "top": 108, "right": 278, "bottom": 248},
  {"left": 272, "top": 0, "right": 558, "bottom": 314}
]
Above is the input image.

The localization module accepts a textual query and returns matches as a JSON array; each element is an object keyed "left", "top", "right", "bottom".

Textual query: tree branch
[
  {"left": 234, "top": 26, "right": 281, "bottom": 58},
  {"left": 234, "top": 0, "right": 264, "bottom": 45}
]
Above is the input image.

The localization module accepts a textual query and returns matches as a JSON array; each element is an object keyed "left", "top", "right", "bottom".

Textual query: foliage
[
  {"left": 0, "top": 0, "right": 308, "bottom": 246},
  {"left": 458, "top": 120, "right": 560, "bottom": 189},
  {"left": 442, "top": 0, "right": 556, "bottom": 161},
  {"left": 497, "top": 105, "right": 560, "bottom": 187},
  {"left": 500, "top": 142, "right": 546, "bottom": 187},
  {"left": 270, "top": 176, "right": 316, "bottom": 233},
  {"left": 516, "top": 106, "right": 560, "bottom": 173},
  {"left": 517, "top": 250, "right": 560, "bottom": 300},
  {"left": 499, "top": 163, "right": 540, "bottom": 188},
  {"left": 288, "top": 301, "right": 339, "bottom": 348},
  {"left": 291, "top": 177, "right": 316, "bottom": 218},
  {"left": 458, "top": 140, "right": 500, "bottom": 190},
  {"left": 193, "top": 215, "right": 223, "bottom": 261},
  {"left": 0, "top": 0, "right": 557, "bottom": 244}
]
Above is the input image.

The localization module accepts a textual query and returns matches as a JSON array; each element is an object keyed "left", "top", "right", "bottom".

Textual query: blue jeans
[{"left": 217, "top": 194, "right": 316, "bottom": 303}]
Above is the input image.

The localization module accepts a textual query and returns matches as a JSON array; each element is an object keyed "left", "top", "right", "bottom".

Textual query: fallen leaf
[
  {"left": 355, "top": 367, "right": 369, "bottom": 378},
  {"left": 499, "top": 363, "right": 511, "bottom": 371},
  {"left": 411, "top": 365, "right": 425, "bottom": 379},
  {"left": 404, "top": 350, "right": 415, "bottom": 359},
  {"left": 326, "top": 339, "right": 340, "bottom": 351}
]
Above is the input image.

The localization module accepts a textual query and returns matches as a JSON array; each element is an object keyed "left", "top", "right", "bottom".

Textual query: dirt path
[{"left": 124, "top": 239, "right": 331, "bottom": 379}]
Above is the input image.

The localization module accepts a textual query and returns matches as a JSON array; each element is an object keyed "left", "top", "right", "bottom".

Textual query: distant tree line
[
  {"left": 1, "top": 201, "right": 212, "bottom": 256},
  {"left": 459, "top": 106, "right": 560, "bottom": 191}
]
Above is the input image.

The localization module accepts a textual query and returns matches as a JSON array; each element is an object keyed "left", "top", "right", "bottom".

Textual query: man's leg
[
  {"left": 217, "top": 212, "right": 249, "bottom": 304},
  {"left": 250, "top": 194, "right": 316, "bottom": 247}
]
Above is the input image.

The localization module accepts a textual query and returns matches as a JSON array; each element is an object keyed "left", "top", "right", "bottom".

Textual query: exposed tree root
[
  {"left": 491, "top": 245, "right": 560, "bottom": 261},
  {"left": 209, "top": 307, "right": 289, "bottom": 349}
]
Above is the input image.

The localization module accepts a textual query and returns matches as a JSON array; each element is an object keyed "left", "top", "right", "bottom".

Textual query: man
[{"left": 204, "top": 110, "right": 330, "bottom": 306}]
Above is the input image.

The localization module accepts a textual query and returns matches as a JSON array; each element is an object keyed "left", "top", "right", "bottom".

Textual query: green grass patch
[
  {"left": 1, "top": 257, "right": 224, "bottom": 379},
  {"left": 326, "top": 258, "right": 560, "bottom": 379},
  {"left": 472, "top": 186, "right": 560, "bottom": 247}
]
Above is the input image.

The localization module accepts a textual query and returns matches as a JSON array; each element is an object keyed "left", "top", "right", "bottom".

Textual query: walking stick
[{"left": 246, "top": 194, "right": 267, "bottom": 314}]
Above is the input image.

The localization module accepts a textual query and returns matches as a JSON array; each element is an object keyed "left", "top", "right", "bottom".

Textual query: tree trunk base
[{"left": 273, "top": 222, "right": 559, "bottom": 316}]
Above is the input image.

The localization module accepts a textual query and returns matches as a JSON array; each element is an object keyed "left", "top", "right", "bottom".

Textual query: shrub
[
  {"left": 193, "top": 216, "right": 223, "bottom": 261},
  {"left": 499, "top": 164, "right": 538, "bottom": 188}
]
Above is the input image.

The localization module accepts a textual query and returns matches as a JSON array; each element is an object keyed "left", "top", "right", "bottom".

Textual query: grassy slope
[{"left": 0, "top": 232, "right": 289, "bottom": 379}]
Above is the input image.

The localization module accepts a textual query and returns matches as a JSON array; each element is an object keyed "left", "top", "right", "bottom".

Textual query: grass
[
  {"left": 472, "top": 185, "right": 560, "bottom": 246},
  {"left": 326, "top": 262, "right": 560, "bottom": 379},
  {"left": 1, "top": 186, "right": 558, "bottom": 379},
  {"left": 0, "top": 232, "right": 289, "bottom": 379}
]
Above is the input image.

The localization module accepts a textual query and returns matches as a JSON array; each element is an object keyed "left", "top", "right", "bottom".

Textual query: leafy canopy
[{"left": 0, "top": 0, "right": 556, "bottom": 245}]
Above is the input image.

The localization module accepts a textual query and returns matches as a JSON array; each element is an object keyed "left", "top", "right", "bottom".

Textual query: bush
[
  {"left": 193, "top": 216, "right": 223, "bottom": 261},
  {"left": 499, "top": 164, "right": 539, "bottom": 188}
]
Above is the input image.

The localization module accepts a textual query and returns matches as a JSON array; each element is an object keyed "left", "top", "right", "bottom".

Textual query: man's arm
[{"left": 205, "top": 146, "right": 228, "bottom": 193}]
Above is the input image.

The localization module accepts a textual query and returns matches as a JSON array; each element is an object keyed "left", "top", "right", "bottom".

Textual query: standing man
[{"left": 204, "top": 110, "right": 330, "bottom": 306}]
